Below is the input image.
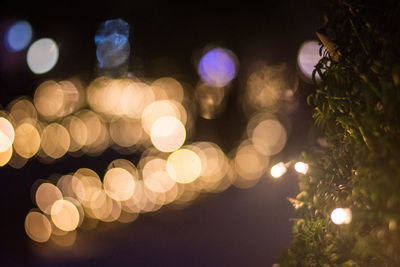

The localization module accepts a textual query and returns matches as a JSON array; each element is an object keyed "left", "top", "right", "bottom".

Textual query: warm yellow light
[
  {"left": 0, "top": 145, "right": 13, "bottom": 166},
  {"left": 9, "top": 98, "right": 38, "bottom": 124},
  {"left": 151, "top": 77, "right": 184, "bottom": 102},
  {"left": 0, "top": 117, "right": 15, "bottom": 152},
  {"left": 104, "top": 167, "right": 136, "bottom": 201},
  {"left": 251, "top": 119, "right": 287, "bottom": 156},
  {"left": 167, "top": 149, "right": 202, "bottom": 184},
  {"left": 35, "top": 183, "right": 63, "bottom": 214},
  {"left": 25, "top": 211, "right": 52, "bottom": 243},
  {"left": 142, "top": 158, "right": 176, "bottom": 193},
  {"left": 331, "top": 208, "right": 352, "bottom": 225},
  {"left": 34, "top": 81, "right": 64, "bottom": 119},
  {"left": 40, "top": 123, "right": 70, "bottom": 159},
  {"left": 234, "top": 142, "right": 269, "bottom": 186},
  {"left": 13, "top": 123, "right": 41, "bottom": 158},
  {"left": 142, "top": 100, "right": 182, "bottom": 134},
  {"left": 270, "top": 162, "right": 287, "bottom": 178},
  {"left": 150, "top": 116, "right": 186, "bottom": 153},
  {"left": 294, "top": 161, "right": 309, "bottom": 174},
  {"left": 110, "top": 117, "right": 142, "bottom": 147},
  {"left": 50, "top": 199, "right": 80, "bottom": 232},
  {"left": 63, "top": 115, "right": 87, "bottom": 152}
]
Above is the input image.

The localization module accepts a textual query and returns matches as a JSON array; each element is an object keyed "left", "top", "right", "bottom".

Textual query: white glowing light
[
  {"left": 270, "top": 162, "right": 287, "bottom": 178},
  {"left": 330, "top": 208, "right": 352, "bottom": 225},
  {"left": 27, "top": 38, "right": 59, "bottom": 74},
  {"left": 294, "top": 162, "right": 309, "bottom": 174},
  {"left": 150, "top": 116, "right": 186, "bottom": 153}
]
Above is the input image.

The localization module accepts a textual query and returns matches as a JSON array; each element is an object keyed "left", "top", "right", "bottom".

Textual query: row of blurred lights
[{"left": 1, "top": 18, "right": 333, "bottom": 245}]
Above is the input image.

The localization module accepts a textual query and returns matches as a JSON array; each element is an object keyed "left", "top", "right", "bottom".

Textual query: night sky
[{"left": 0, "top": 1, "right": 319, "bottom": 266}]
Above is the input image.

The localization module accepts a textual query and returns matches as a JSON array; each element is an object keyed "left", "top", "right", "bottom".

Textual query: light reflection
[
  {"left": 27, "top": 38, "right": 59, "bottom": 74},
  {"left": 198, "top": 47, "right": 238, "bottom": 87}
]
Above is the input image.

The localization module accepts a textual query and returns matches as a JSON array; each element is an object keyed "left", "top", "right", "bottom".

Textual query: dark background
[{"left": 0, "top": 1, "right": 319, "bottom": 266}]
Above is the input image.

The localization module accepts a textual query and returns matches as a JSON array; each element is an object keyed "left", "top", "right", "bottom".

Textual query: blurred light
[
  {"left": 34, "top": 81, "right": 64, "bottom": 119},
  {"left": 234, "top": 142, "right": 269, "bottom": 187},
  {"left": 9, "top": 98, "right": 37, "bottom": 124},
  {"left": 13, "top": 123, "right": 41, "bottom": 158},
  {"left": 142, "top": 100, "right": 183, "bottom": 134},
  {"left": 40, "top": 123, "right": 70, "bottom": 159},
  {"left": 245, "top": 62, "right": 298, "bottom": 111},
  {"left": 50, "top": 230, "right": 76, "bottom": 247},
  {"left": 0, "top": 146, "right": 13, "bottom": 166},
  {"left": 150, "top": 116, "right": 186, "bottom": 152},
  {"left": 0, "top": 117, "right": 15, "bottom": 152},
  {"left": 5, "top": 20, "right": 33, "bottom": 52},
  {"left": 167, "top": 149, "right": 202, "bottom": 184},
  {"left": 27, "top": 38, "right": 59, "bottom": 74},
  {"left": 73, "top": 168, "right": 102, "bottom": 206},
  {"left": 25, "top": 211, "right": 52, "bottom": 243},
  {"left": 110, "top": 117, "right": 142, "bottom": 148},
  {"left": 151, "top": 77, "right": 184, "bottom": 103},
  {"left": 294, "top": 161, "right": 309, "bottom": 174},
  {"left": 50, "top": 199, "right": 80, "bottom": 231},
  {"left": 297, "top": 40, "right": 323, "bottom": 81},
  {"left": 195, "top": 82, "right": 226, "bottom": 119},
  {"left": 142, "top": 158, "right": 176, "bottom": 193},
  {"left": 270, "top": 162, "right": 287, "bottom": 178},
  {"left": 250, "top": 118, "right": 287, "bottom": 156},
  {"left": 198, "top": 47, "right": 237, "bottom": 87},
  {"left": 330, "top": 208, "right": 352, "bottom": 225},
  {"left": 95, "top": 19, "right": 130, "bottom": 68},
  {"left": 104, "top": 167, "right": 136, "bottom": 201},
  {"left": 63, "top": 115, "right": 87, "bottom": 152},
  {"left": 35, "top": 182, "right": 63, "bottom": 214}
]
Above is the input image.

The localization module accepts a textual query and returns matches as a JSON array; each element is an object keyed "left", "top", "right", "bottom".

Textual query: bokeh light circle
[
  {"left": 0, "top": 117, "right": 15, "bottom": 152},
  {"left": 27, "top": 38, "right": 59, "bottom": 74},
  {"left": 198, "top": 47, "right": 237, "bottom": 87},
  {"left": 25, "top": 211, "right": 52, "bottom": 242},
  {"left": 5, "top": 20, "right": 33, "bottom": 52},
  {"left": 167, "top": 149, "right": 202, "bottom": 184},
  {"left": 150, "top": 116, "right": 186, "bottom": 152},
  {"left": 50, "top": 199, "right": 80, "bottom": 232},
  {"left": 297, "top": 40, "right": 322, "bottom": 81}
]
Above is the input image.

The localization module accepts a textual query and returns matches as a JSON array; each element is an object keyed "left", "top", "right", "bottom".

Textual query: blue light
[
  {"left": 198, "top": 48, "right": 237, "bottom": 87},
  {"left": 95, "top": 19, "right": 130, "bottom": 69},
  {"left": 5, "top": 21, "right": 33, "bottom": 52}
]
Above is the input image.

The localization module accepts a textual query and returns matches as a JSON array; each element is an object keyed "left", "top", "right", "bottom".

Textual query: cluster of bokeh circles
[{"left": 0, "top": 18, "right": 336, "bottom": 245}]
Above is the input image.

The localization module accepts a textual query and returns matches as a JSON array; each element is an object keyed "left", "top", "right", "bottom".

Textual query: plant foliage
[{"left": 282, "top": 1, "right": 400, "bottom": 266}]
